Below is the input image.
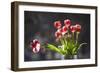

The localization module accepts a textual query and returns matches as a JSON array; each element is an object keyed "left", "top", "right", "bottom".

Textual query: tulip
[
  {"left": 30, "top": 39, "right": 40, "bottom": 53},
  {"left": 70, "top": 25, "right": 76, "bottom": 33},
  {"left": 64, "top": 19, "right": 71, "bottom": 28},
  {"left": 54, "top": 21, "right": 62, "bottom": 29},
  {"left": 75, "top": 24, "right": 81, "bottom": 32},
  {"left": 75, "top": 24, "right": 81, "bottom": 44},
  {"left": 60, "top": 26, "right": 68, "bottom": 35},
  {"left": 55, "top": 29, "right": 62, "bottom": 39}
]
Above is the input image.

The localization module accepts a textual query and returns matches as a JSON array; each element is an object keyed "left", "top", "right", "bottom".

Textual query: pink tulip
[
  {"left": 75, "top": 24, "right": 81, "bottom": 32},
  {"left": 60, "top": 26, "right": 68, "bottom": 35},
  {"left": 70, "top": 25, "right": 76, "bottom": 33},
  {"left": 64, "top": 19, "right": 71, "bottom": 28},
  {"left": 55, "top": 29, "right": 62, "bottom": 38},
  {"left": 30, "top": 39, "right": 40, "bottom": 53},
  {"left": 54, "top": 21, "right": 62, "bottom": 29}
]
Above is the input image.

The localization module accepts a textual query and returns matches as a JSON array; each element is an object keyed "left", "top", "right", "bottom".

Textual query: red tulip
[
  {"left": 30, "top": 39, "right": 40, "bottom": 53},
  {"left": 54, "top": 21, "right": 62, "bottom": 29},
  {"left": 75, "top": 24, "right": 81, "bottom": 32},
  {"left": 55, "top": 29, "right": 62, "bottom": 38},
  {"left": 64, "top": 19, "right": 71, "bottom": 28},
  {"left": 70, "top": 25, "right": 76, "bottom": 33},
  {"left": 60, "top": 26, "right": 68, "bottom": 35}
]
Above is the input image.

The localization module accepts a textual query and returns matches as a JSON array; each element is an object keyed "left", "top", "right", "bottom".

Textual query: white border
[{"left": 18, "top": 5, "right": 96, "bottom": 68}]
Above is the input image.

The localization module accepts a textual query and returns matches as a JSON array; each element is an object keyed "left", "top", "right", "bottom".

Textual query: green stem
[
  {"left": 63, "top": 36, "right": 67, "bottom": 45},
  {"left": 72, "top": 32, "right": 74, "bottom": 41},
  {"left": 60, "top": 38, "right": 64, "bottom": 45},
  {"left": 76, "top": 32, "right": 79, "bottom": 44}
]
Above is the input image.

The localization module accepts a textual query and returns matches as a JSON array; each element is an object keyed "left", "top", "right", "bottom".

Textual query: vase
[
  {"left": 61, "top": 55, "right": 65, "bottom": 60},
  {"left": 63, "top": 54, "right": 78, "bottom": 60}
]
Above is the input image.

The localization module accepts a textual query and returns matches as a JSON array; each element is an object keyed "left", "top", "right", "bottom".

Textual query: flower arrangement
[{"left": 30, "top": 19, "right": 87, "bottom": 59}]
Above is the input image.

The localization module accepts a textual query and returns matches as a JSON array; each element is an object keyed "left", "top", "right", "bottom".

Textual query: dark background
[{"left": 24, "top": 11, "right": 90, "bottom": 61}]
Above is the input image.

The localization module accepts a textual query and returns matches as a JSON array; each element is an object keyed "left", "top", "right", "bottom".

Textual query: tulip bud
[
  {"left": 54, "top": 21, "right": 62, "bottom": 29},
  {"left": 60, "top": 26, "right": 68, "bottom": 35},
  {"left": 55, "top": 29, "right": 62, "bottom": 38},
  {"left": 64, "top": 19, "right": 71, "bottom": 28},
  {"left": 70, "top": 25, "right": 76, "bottom": 33},
  {"left": 75, "top": 24, "right": 81, "bottom": 32}
]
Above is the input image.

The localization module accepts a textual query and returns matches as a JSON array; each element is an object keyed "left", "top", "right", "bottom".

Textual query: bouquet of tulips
[
  {"left": 30, "top": 19, "right": 86, "bottom": 59},
  {"left": 45, "top": 19, "right": 87, "bottom": 58}
]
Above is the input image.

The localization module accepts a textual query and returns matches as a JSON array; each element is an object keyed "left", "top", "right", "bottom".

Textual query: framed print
[{"left": 11, "top": 1, "right": 97, "bottom": 71}]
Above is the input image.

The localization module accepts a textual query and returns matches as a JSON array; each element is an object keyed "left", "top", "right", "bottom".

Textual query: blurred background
[{"left": 24, "top": 11, "right": 90, "bottom": 61}]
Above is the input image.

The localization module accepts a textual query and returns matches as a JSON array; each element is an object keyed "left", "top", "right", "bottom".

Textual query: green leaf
[
  {"left": 72, "top": 43, "right": 87, "bottom": 55},
  {"left": 72, "top": 44, "right": 79, "bottom": 55},
  {"left": 63, "top": 37, "right": 68, "bottom": 50},
  {"left": 78, "top": 43, "right": 87, "bottom": 49},
  {"left": 59, "top": 38, "right": 68, "bottom": 55},
  {"left": 60, "top": 38, "right": 65, "bottom": 45},
  {"left": 46, "top": 44, "right": 64, "bottom": 55}
]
